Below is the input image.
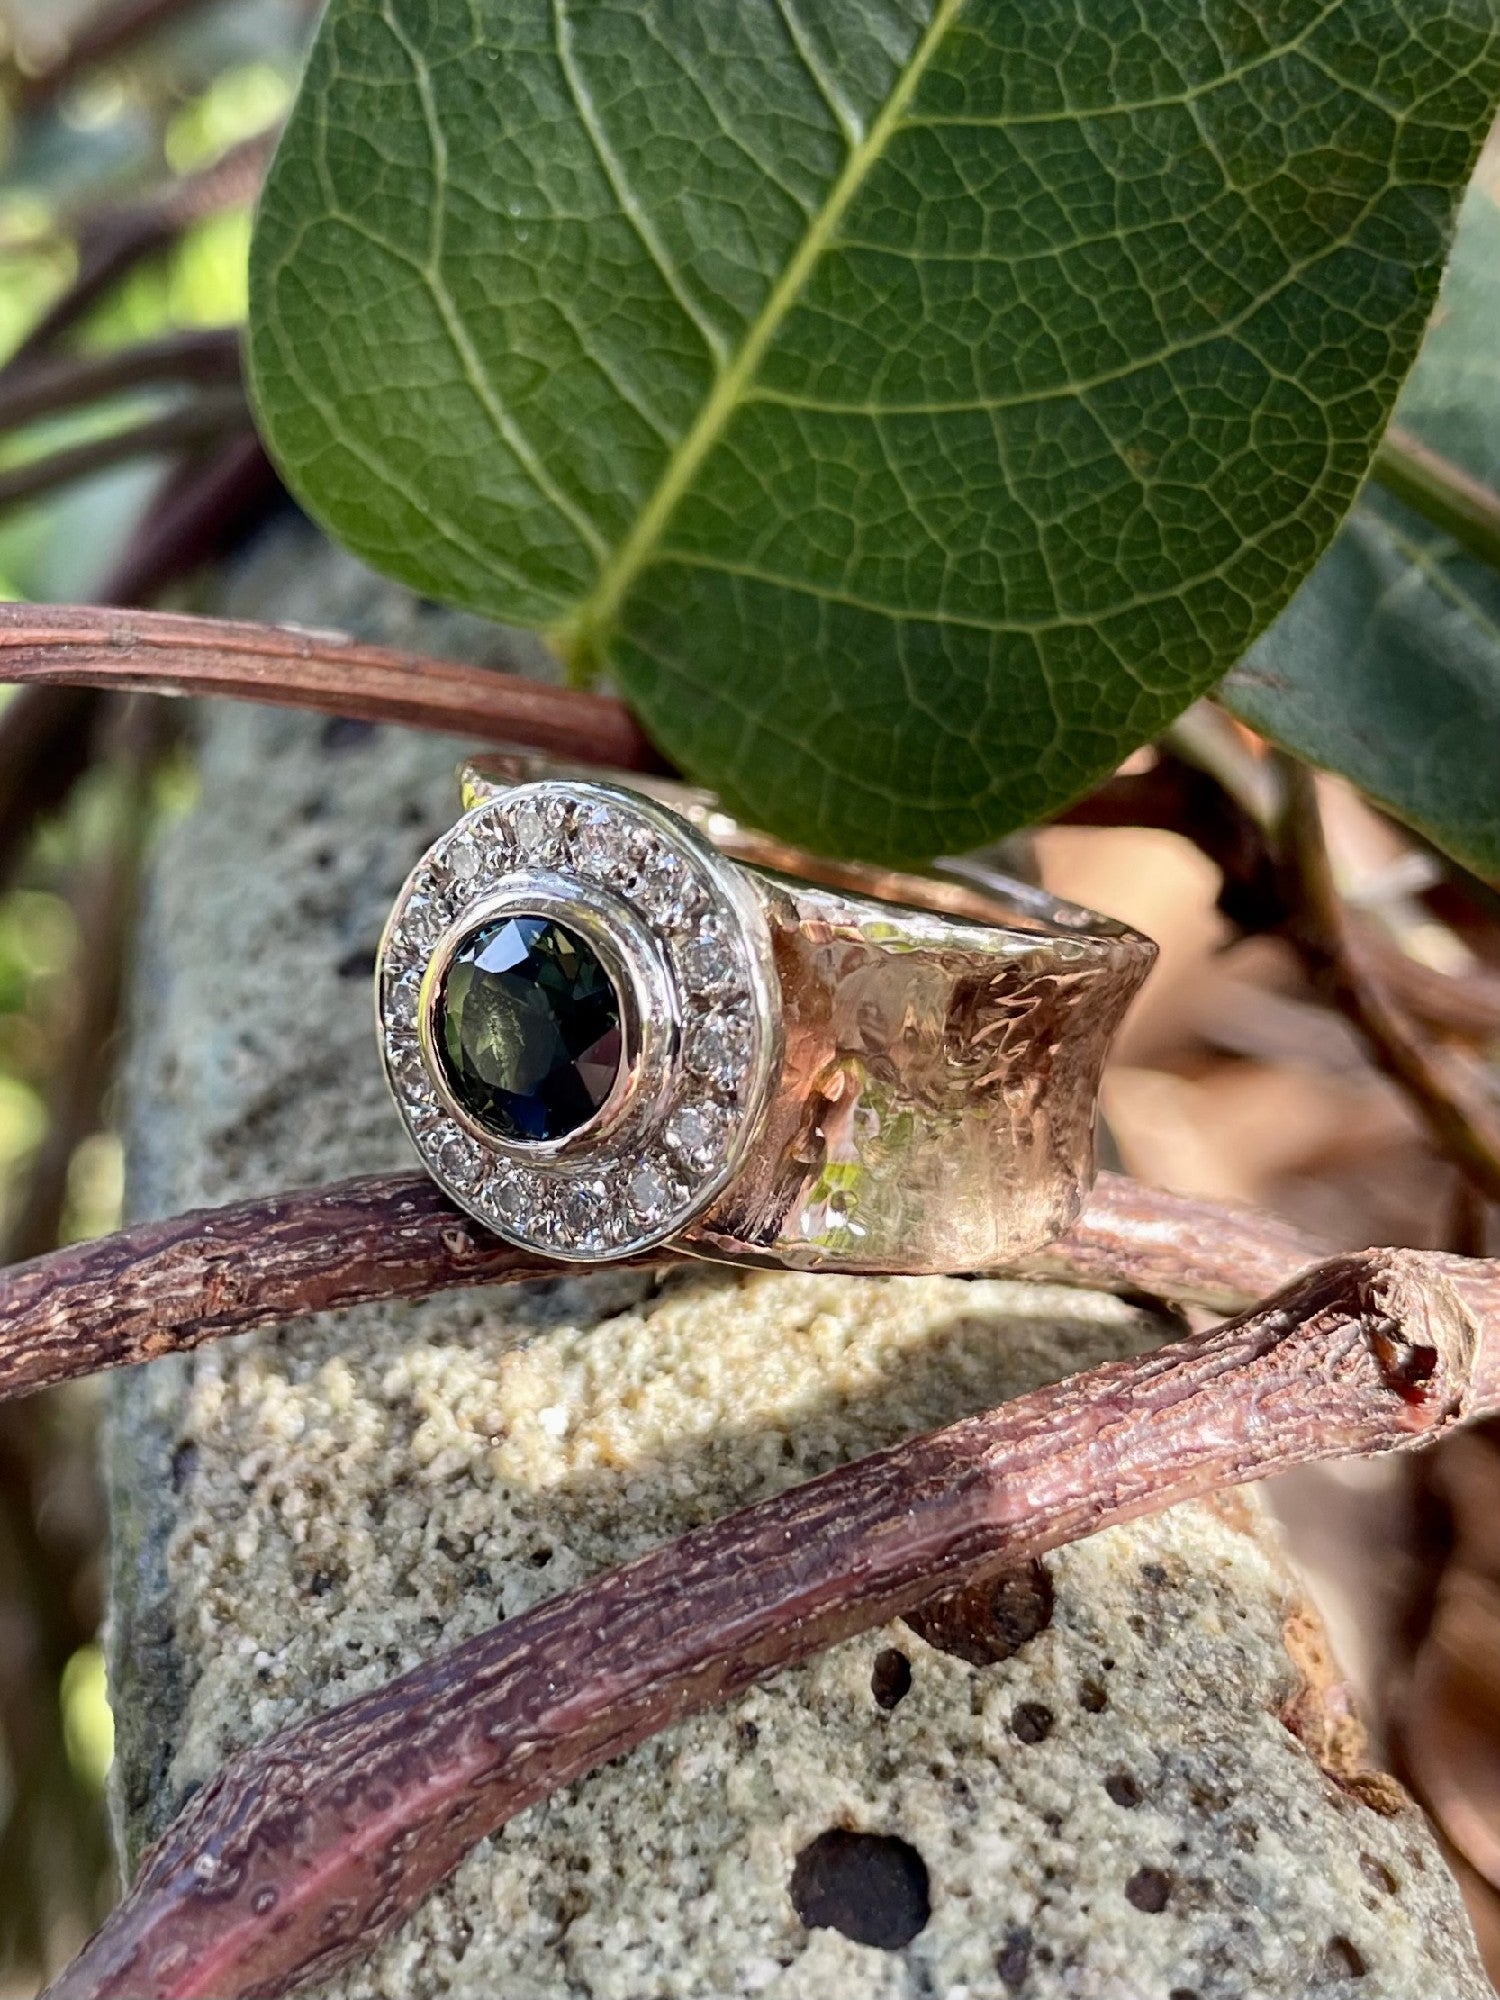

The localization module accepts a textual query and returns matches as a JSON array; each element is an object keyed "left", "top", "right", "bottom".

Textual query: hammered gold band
[{"left": 377, "top": 756, "right": 1155, "bottom": 1275}]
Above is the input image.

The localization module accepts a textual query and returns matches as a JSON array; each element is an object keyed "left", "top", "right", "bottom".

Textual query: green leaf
[
  {"left": 1225, "top": 175, "right": 1500, "bottom": 885},
  {"left": 248, "top": 0, "right": 1500, "bottom": 861}
]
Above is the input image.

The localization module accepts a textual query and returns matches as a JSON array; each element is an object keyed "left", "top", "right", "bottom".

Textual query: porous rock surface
[{"left": 107, "top": 531, "right": 1489, "bottom": 1999}]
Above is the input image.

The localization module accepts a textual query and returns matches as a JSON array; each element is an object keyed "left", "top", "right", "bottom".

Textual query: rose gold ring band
[{"left": 442, "top": 755, "right": 1156, "bottom": 1275}]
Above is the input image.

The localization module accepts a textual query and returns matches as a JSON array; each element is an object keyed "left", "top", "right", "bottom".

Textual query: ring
[{"left": 376, "top": 756, "right": 1156, "bottom": 1273}]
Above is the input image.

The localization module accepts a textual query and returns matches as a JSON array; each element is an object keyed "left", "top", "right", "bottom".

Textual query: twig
[
  {"left": 0, "top": 329, "right": 242, "bottom": 436},
  {"left": 1013, "top": 1173, "right": 1323, "bottom": 1312},
  {"left": 45, "top": 1242, "right": 1500, "bottom": 2000},
  {"left": 3, "top": 699, "right": 158, "bottom": 1264},
  {"left": 0, "top": 1174, "right": 593, "bottom": 1402},
  {"left": 8, "top": 0, "right": 216, "bottom": 115},
  {"left": 0, "top": 1416, "right": 109, "bottom": 1974},
  {"left": 0, "top": 390, "right": 250, "bottom": 517},
  {"left": 1056, "top": 755, "right": 1281, "bottom": 932},
  {"left": 1278, "top": 762, "right": 1500, "bottom": 1204},
  {"left": 1373, "top": 425, "right": 1500, "bottom": 577},
  {"left": 0, "top": 605, "right": 665, "bottom": 772},
  {"left": 1359, "top": 938, "right": 1500, "bottom": 1046},
  {"left": 3, "top": 132, "right": 274, "bottom": 369},
  {"left": 1063, "top": 750, "right": 1500, "bottom": 1044},
  {"left": 0, "top": 1170, "right": 1326, "bottom": 1405},
  {"left": 0, "top": 684, "right": 102, "bottom": 889},
  {"left": 96, "top": 433, "right": 282, "bottom": 606}
]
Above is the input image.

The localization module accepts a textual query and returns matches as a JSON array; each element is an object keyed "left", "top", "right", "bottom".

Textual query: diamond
[
  {"left": 558, "top": 1179, "right": 605, "bottom": 1243},
  {"left": 490, "top": 1172, "right": 529, "bottom": 1228},
  {"left": 513, "top": 795, "right": 557, "bottom": 857},
  {"left": 667, "top": 1102, "right": 724, "bottom": 1166},
  {"left": 382, "top": 927, "right": 423, "bottom": 977},
  {"left": 403, "top": 892, "right": 448, "bottom": 950},
  {"left": 681, "top": 920, "right": 734, "bottom": 992},
  {"left": 571, "top": 802, "right": 621, "bottom": 871},
  {"left": 446, "top": 836, "right": 484, "bottom": 884},
  {"left": 633, "top": 848, "right": 700, "bottom": 928},
  {"left": 435, "top": 914, "right": 622, "bottom": 1143},
  {"left": 628, "top": 1160, "right": 669, "bottom": 1217},
  {"left": 388, "top": 1037, "right": 427, "bottom": 1096},
  {"left": 436, "top": 1130, "right": 480, "bottom": 1186},
  {"left": 383, "top": 964, "right": 422, "bottom": 1026},
  {"left": 687, "top": 1008, "right": 750, "bottom": 1084}
]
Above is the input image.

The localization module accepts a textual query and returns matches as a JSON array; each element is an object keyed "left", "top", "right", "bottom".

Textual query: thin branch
[
  {"left": 8, "top": 0, "right": 216, "bottom": 115},
  {"left": 1062, "top": 750, "right": 1500, "bottom": 1044},
  {"left": 3, "top": 699, "right": 158, "bottom": 1264},
  {"left": 1278, "top": 761, "right": 1500, "bottom": 1205},
  {"left": 0, "top": 389, "right": 250, "bottom": 517},
  {"left": 1373, "top": 425, "right": 1500, "bottom": 577},
  {"left": 1352, "top": 931, "right": 1500, "bottom": 1046},
  {"left": 1055, "top": 755, "right": 1282, "bottom": 932},
  {"left": 1014, "top": 1172, "right": 1323, "bottom": 1313},
  {"left": 0, "top": 1170, "right": 1327, "bottom": 1406},
  {"left": 0, "top": 604, "right": 666, "bottom": 773},
  {"left": 0, "top": 684, "right": 103, "bottom": 889},
  {"left": 3, "top": 131, "right": 274, "bottom": 370},
  {"left": 0, "top": 328, "right": 242, "bottom": 436},
  {"left": 0, "top": 1174, "right": 569, "bottom": 1403},
  {"left": 96, "top": 433, "right": 282, "bottom": 606},
  {"left": 46, "top": 1242, "right": 1500, "bottom": 2000}
]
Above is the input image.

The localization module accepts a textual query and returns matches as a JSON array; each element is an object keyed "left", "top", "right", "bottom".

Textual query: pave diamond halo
[{"left": 377, "top": 778, "right": 781, "bottom": 1260}]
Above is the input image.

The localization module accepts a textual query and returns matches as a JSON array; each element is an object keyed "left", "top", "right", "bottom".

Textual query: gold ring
[{"left": 376, "top": 755, "right": 1155, "bottom": 1273}]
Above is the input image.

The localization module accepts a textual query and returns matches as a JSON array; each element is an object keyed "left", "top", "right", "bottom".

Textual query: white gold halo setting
[{"left": 376, "top": 779, "right": 781, "bottom": 1261}]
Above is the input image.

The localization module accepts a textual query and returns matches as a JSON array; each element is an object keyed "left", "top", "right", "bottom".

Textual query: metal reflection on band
[{"left": 376, "top": 755, "right": 1156, "bottom": 1274}]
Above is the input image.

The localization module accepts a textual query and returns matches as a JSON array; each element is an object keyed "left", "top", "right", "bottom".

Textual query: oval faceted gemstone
[{"left": 434, "top": 915, "right": 622, "bottom": 1142}]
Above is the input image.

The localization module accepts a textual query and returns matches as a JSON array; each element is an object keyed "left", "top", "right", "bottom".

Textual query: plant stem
[
  {"left": 97, "top": 433, "right": 282, "bottom": 606},
  {"left": 7, "top": 0, "right": 215, "bottom": 113},
  {"left": 0, "top": 1171, "right": 1327, "bottom": 1405},
  {"left": 0, "top": 604, "right": 665, "bottom": 773},
  {"left": 4, "top": 132, "right": 274, "bottom": 370},
  {"left": 44, "top": 1238, "right": 1500, "bottom": 2000},
  {"left": 0, "top": 329, "right": 242, "bottom": 436},
  {"left": 3, "top": 698, "right": 158, "bottom": 1265},
  {"left": 0, "top": 685, "right": 103, "bottom": 890},
  {"left": 1276, "top": 761, "right": 1500, "bottom": 1205},
  {"left": 1373, "top": 425, "right": 1500, "bottom": 575},
  {"left": 1064, "top": 747, "right": 1500, "bottom": 1043},
  {"left": 0, "top": 389, "right": 250, "bottom": 516}
]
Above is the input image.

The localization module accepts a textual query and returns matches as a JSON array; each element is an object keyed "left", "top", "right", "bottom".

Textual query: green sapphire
[{"left": 434, "top": 915, "right": 622, "bottom": 1142}]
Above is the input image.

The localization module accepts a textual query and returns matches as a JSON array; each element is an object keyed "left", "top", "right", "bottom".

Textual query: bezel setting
[{"left": 377, "top": 779, "right": 781, "bottom": 1260}]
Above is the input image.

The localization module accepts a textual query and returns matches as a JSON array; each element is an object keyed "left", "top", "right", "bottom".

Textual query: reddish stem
[
  {"left": 0, "top": 604, "right": 665, "bottom": 773},
  {"left": 0, "top": 1170, "right": 1326, "bottom": 1406},
  {"left": 46, "top": 1242, "right": 1500, "bottom": 1999}
]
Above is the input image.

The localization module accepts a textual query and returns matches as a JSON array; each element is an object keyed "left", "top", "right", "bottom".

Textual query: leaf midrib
[{"left": 549, "top": 0, "right": 967, "bottom": 671}]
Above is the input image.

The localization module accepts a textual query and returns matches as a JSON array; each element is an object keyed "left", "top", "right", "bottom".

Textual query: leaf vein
[
  {"left": 553, "top": 0, "right": 969, "bottom": 662},
  {"left": 551, "top": 0, "right": 729, "bottom": 368},
  {"left": 380, "top": 1, "right": 608, "bottom": 564}
]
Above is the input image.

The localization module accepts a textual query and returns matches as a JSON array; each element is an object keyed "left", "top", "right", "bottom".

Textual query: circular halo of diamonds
[{"left": 377, "top": 780, "right": 779, "bottom": 1260}]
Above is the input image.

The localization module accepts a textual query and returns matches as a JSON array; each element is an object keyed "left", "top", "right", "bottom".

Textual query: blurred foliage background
[
  {"left": 0, "top": 4, "right": 1498, "bottom": 1997},
  {"left": 0, "top": 2, "right": 314, "bottom": 1985}
]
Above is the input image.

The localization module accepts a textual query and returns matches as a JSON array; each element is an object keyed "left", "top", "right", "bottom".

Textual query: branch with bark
[
  {"left": 7, "top": 0, "right": 221, "bottom": 115},
  {"left": 0, "top": 1170, "right": 1326, "bottom": 1407},
  {"left": 97, "top": 434, "right": 284, "bottom": 607},
  {"left": 0, "top": 603, "right": 663, "bottom": 771},
  {"left": 1275, "top": 760, "right": 1500, "bottom": 1206},
  {"left": 39, "top": 1209, "right": 1500, "bottom": 2000},
  {"left": 1373, "top": 424, "right": 1500, "bottom": 577},
  {"left": 0, "top": 330, "right": 243, "bottom": 438},
  {"left": 5, "top": 604, "right": 1495, "bottom": 1213},
  {"left": 0, "top": 389, "right": 252, "bottom": 519},
  {"left": 0, "top": 610, "right": 1493, "bottom": 1995},
  {"left": 2, "top": 131, "right": 275, "bottom": 370}
]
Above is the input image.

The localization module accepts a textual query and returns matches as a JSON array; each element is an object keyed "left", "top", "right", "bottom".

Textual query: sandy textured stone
[{"left": 107, "top": 527, "right": 1488, "bottom": 2000}]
